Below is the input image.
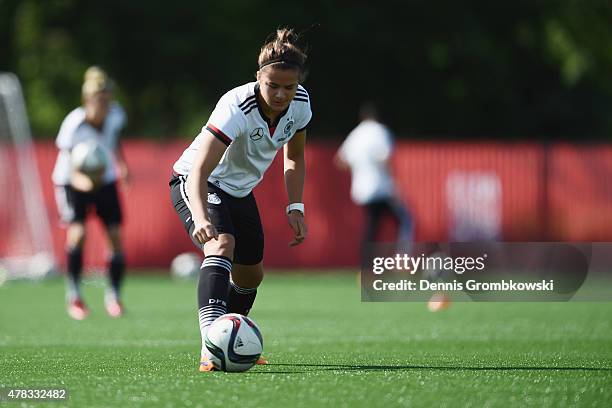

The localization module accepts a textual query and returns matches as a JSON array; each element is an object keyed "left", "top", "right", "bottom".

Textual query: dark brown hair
[
  {"left": 359, "top": 102, "right": 379, "bottom": 121},
  {"left": 258, "top": 28, "right": 307, "bottom": 80}
]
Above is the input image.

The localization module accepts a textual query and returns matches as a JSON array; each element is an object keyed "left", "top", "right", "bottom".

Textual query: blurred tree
[{"left": 1, "top": 0, "right": 611, "bottom": 139}]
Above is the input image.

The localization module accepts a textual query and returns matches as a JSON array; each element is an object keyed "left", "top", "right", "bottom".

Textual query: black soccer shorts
[
  {"left": 169, "top": 173, "right": 264, "bottom": 265},
  {"left": 54, "top": 181, "right": 123, "bottom": 226}
]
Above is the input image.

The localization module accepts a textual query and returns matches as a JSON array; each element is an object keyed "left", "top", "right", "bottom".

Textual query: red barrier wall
[
  {"left": 548, "top": 144, "right": 612, "bottom": 240},
  {"left": 32, "top": 141, "right": 612, "bottom": 269}
]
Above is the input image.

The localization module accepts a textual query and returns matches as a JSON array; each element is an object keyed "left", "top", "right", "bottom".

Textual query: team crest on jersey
[
  {"left": 249, "top": 127, "right": 264, "bottom": 141},
  {"left": 207, "top": 193, "right": 221, "bottom": 205},
  {"left": 283, "top": 120, "right": 294, "bottom": 136}
]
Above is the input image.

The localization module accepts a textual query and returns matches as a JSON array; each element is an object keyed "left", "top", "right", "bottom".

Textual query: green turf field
[{"left": 1, "top": 272, "right": 611, "bottom": 407}]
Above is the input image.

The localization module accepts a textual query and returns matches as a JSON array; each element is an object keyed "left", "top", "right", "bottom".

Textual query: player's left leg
[
  {"left": 381, "top": 197, "right": 414, "bottom": 258},
  {"left": 229, "top": 262, "right": 268, "bottom": 365},
  {"left": 96, "top": 182, "right": 125, "bottom": 317},
  {"left": 227, "top": 190, "right": 264, "bottom": 317},
  {"left": 226, "top": 192, "right": 267, "bottom": 365},
  {"left": 229, "top": 262, "right": 263, "bottom": 316},
  {"left": 104, "top": 224, "right": 125, "bottom": 317}
]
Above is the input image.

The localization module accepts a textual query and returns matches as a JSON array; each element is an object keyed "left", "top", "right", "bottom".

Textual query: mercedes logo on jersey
[{"left": 249, "top": 127, "right": 264, "bottom": 141}]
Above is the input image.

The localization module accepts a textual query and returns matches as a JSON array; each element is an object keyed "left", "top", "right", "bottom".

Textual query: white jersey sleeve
[
  {"left": 110, "top": 102, "right": 127, "bottom": 129},
  {"left": 106, "top": 102, "right": 127, "bottom": 150},
  {"left": 55, "top": 108, "right": 86, "bottom": 150},
  {"left": 376, "top": 126, "right": 393, "bottom": 162},
  {"left": 204, "top": 94, "right": 247, "bottom": 146},
  {"left": 294, "top": 85, "right": 312, "bottom": 132}
]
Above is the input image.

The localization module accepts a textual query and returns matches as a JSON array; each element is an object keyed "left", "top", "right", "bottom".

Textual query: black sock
[
  {"left": 66, "top": 247, "right": 83, "bottom": 300},
  {"left": 197, "top": 255, "right": 231, "bottom": 353},
  {"left": 227, "top": 281, "right": 257, "bottom": 315},
  {"left": 108, "top": 251, "right": 125, "bottom": 298}
]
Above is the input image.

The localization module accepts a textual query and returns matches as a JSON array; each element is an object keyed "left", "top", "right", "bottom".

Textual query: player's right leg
[
  {"left": 388, "top": 198, "right": 414, "bottom": 247},
  {"left": 95, "top": 182, "right": 126, "bottom": 318},
  {"left": 65, "top": 222, "right": 88, "bottom": 320},
  {"left": 360, "top": 200, "right": 385, "bottom": 269},
  {"left": 55, "top": 185, "right": 89, "bottom": 320},
  {"left": 170, "top": 175, "right": 235, "bottom": 371},
  {"left": 198, "top": 233, "right": 235, "bottom": 371}
]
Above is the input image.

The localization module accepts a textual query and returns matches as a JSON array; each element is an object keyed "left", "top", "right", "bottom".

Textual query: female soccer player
[
  {"left": 52, "top": 66, "right": 130, "bottom": 320},
  {"left": 169, "top": 28, "right": 311, "bottom": 371}
]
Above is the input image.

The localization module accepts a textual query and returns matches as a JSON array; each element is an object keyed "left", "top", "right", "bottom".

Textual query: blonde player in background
[
  {"left": 170, "top": 28, "right": 311, "bottom": 371},
  {"left": 51, "top": 66, "right": 130, "bottom": 320}
]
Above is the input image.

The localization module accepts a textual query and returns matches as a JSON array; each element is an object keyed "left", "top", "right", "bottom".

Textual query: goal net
[{"left": 0, "top": 72, "right": 56, "bottom": 282}]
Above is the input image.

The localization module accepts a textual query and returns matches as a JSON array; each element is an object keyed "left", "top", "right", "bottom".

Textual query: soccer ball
[
  {"left": 71, "top": 140, "right": 108, "bottom": 174},
  {"left": 204, "top": 314, "right": 263, "bottom": 372},
  {"left": 170, "top": 252, "right": 202, "bottom": 279}
]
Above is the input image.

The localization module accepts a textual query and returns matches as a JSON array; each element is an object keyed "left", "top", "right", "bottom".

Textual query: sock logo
[{"left": 208, "top": 299, "right": 227, "bottom": 307}]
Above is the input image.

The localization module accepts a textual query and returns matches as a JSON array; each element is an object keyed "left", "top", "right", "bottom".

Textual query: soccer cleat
[
  {"left": 256, "top": 356, "right": 268, "bottom": 365},
  {"left": 199, "top": 355, "right": 216, "bottom": 372},
  {"left": 104, "top": 294, "right": 124, "bottom": 318},
  {"left": 105, "top": 299, "right": 124, "bottom": 318},
  {"left": 67, "top": 298, "right": 89, "bottom": 320}
]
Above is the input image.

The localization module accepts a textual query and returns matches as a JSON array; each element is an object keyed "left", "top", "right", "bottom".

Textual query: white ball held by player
[{"left": 71, "top": 140, "right": 108, "bottom": 174}]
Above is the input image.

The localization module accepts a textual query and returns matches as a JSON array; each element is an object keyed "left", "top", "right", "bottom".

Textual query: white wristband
[{"left": 286, "top": 203, "right": 305, "bottom": 215}]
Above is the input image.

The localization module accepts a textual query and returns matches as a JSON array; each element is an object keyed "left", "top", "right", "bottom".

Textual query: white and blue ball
[
  {"left": 71, "top": 140, "right": 108, "bottom": 174},
  {"left": 204, "top": 313, "right": 263, "bottom": 372}
]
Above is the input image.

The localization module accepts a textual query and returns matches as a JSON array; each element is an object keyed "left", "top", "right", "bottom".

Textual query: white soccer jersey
[
  {"left": 173, "top": 82, "right": 312, "bottom": 198},
  {"left": 338, "top": 119, "right": 395, "bottom": 205},
  {"left": 51, "top": 102, "right": 126, "bottom": 186}
]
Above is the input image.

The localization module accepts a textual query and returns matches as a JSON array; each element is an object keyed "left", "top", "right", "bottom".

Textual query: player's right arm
[
  {"left": 333, "top": 132, "right": 352, "bottom": 171},
  {"left": 55, "top": 111, "right": 100, "bottom": 191},
  {"left": 186, "top": 131, "right": 227, "bottom": 245},
  {"left": 333, "top": 149, "right": 349, "bottom": 171}
]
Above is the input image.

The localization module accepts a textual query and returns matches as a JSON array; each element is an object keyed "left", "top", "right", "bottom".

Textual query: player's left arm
[
  {"left": 284, "top": 130, "right": 307, "bottom": 246},
  {"left": 113, "top": 104, "right": 130, "bottom": 185},
  {"left": 114, "top": 140, "right": 130, "bottom": 185}
]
